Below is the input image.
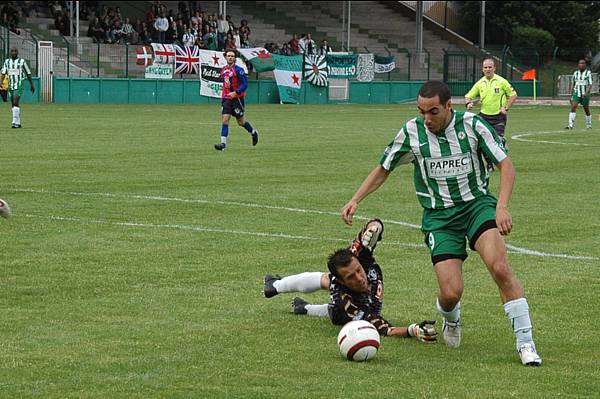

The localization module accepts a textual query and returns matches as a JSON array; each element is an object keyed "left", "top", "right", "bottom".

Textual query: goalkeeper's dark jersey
[{"left": 328, "top": 239, "right": 393, "bottom": 336}]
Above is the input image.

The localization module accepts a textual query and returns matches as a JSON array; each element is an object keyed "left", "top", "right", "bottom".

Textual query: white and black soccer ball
[
  {"left": 337, "top": 320, "right": 380, "bottom": 362},
  {"left": 0, "top": 199, "right": 11, "bottom": 219}
]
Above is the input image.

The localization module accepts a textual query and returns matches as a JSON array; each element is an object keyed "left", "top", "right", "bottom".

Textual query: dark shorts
[
  {"left": 221, "top": 97, "right": 245, "bottom": 118},
  {"left": 479, "top": 112, "right": 507, "bottom": 138}
]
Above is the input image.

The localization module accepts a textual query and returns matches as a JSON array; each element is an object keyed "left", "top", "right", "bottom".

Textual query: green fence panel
[
  {"left": 53, "top": 78, "right": 70, "bottom": 103},
  {"left": 128, "top": 80, "right": 158, "bottom": 104},
  {"left": 157, "top": 80, "right": 184, "bottom": 104},
  {"left": 183, "top": 80, "right": 209, "bottom": 104},
  {"left": 70, "top": 79, "right": 101, "bottom": 103},
  {"left": 250, "top": 80, "right": 279, "bottom": 104},
  {"left": 100, "top": 79, "right": 129, "bottom": 103},
  {"left": 302, "top": 84, "right": 328, "bottom": 104},
  {"left": 348, "top": 83, "right": 372, "bottom": 104},
  {"left": 447, "top": 81, "right": 541, "bottom": 97},
  {"left": 389, "top": 81, "right": 425, "bottom": 103},
  {"left": 370, "top": 82, "right": 392, "bottom": 104}
]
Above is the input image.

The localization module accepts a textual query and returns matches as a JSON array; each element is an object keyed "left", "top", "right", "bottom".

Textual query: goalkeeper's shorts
[{"left": 421, "top": 195, "right": 498, "bottom": 265}]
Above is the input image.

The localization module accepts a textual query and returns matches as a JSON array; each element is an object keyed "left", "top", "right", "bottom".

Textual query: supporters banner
[
  {"left": 198, "top": 50, "right": 248, "bottom": 98},
  {"left": 326, "top": 54, "right": 357, "bottom": 78},
  {"left": 174, "top": 45, "right": 200, "bottom": 75},
  {"left": 356, "top": 53, "right": 374, "bottom": 82},
  {"left": 374, "top": 55, "right": 396, "bottom": 74},
  {"left": 272, "top": 54, "right": 303, "bottom": 104},
  {"left": 238, "top": 48, "right": 275, "bottom": 73},
  {"left": 304, "top": 54, "right": 328, "bottom": 86},
  {"left": 145, "top": 64, "right": 173, "bottom": 79},
  {"left": 151, "top": 43, "right": 176, "bottom": 65}
]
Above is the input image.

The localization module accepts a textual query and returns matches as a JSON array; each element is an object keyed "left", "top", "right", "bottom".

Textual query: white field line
[
  {"left": 20, "top": 214, "right": 425, "bottom": 249},
  {"left": 14, "top": 188, "right": 598, "bottom": 261},
  {"left": 511, "top": 130, "right": 594, "bottom": 146}
]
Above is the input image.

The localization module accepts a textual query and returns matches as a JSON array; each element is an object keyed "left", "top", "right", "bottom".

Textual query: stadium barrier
[{"left": 50, "top": 78, "right": 540, "bottom": 105}]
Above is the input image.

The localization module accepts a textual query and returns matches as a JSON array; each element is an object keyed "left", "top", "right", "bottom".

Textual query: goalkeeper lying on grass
[{"left": 264, "top": 219, "right": 437, "bottom": 342}]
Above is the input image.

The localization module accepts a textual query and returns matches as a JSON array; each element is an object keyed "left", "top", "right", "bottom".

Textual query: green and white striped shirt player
[
  {"left": 380, "top": 111, "right": 507, "bottom": 210},
  {"left": 0, "top": 58, "right": 32, "bottom": 91},
  {"left": 572, "top": 69, "right": 592, "bottom": 97}
]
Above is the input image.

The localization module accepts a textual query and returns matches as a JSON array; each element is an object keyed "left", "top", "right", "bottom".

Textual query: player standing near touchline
[
  {"left": 214, "top": 49, "right": 259, "bottom": 151},
  {"left": 341, "top": 81, "right": 542, "bottom": 366},
  {"left": 566, "top": 59, "right": 593, "bottom": 130},
  {"left": 0, "top": 47, "right": 35, "bottom": 128}
]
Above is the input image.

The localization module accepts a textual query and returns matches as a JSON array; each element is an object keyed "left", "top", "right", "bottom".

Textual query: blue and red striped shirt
[{"left": 221, "top": 64, "right": 248, "bottom": 99}]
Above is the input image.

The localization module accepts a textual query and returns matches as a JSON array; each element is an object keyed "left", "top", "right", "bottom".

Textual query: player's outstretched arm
[
  {"left": 407, "top": 320, "right": 437, "bottom": 342},
  {"left": 341, "top": 166, "right": 390, "bottom": 225}
]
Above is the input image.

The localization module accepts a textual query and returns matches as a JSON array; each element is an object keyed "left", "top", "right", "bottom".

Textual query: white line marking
[
  {"left": 15, "top": 188, "right": 422, "bottom": 229},
  {"left": 13, "top": 188, "right": 598, "bottom": 261},
  {"left": 21, "top": 213, "right": 425, "bottom": 249},
  {"left": 512, "top": 130, "right": 594, "bottom": 146}
]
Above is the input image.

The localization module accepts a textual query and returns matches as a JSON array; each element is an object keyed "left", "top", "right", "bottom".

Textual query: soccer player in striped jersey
[
  {"left": 214, "top": 49, "right": 259, "bottom": 151},
  {"left": 263, "top": 219, "right": 437, "bottom": 342},
  {"left": 341, "top": 81, "right": 542, "bottom": 366},
  {"left": 0, "top": 47, "right": 35, "bottom": 128},
  {"left": 566, "top": 59, "right": 593, "bottom": 130}
]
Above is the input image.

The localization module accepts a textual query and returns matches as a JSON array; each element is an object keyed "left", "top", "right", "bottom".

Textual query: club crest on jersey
[
  {"left": 458, "top": 131, "right": 466, "bottom": 140},
  {"left": 426, "top": 153, "right": 473, "bottom": 178},
  {"left": 368, "top": 269, "right": 377, "bottom": 281}
]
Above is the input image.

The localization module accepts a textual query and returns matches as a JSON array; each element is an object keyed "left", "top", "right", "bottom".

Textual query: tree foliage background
[{"left": 459, "top": 1, "right": 600, "bottom": 51}]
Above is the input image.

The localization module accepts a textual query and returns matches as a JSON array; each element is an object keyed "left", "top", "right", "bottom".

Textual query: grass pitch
[{"left": 1, "top": 102, "right": 599, "bottom": 398}]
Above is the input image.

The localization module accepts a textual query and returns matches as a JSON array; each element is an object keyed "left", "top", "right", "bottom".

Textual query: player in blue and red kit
[{"left": 214, "top": 49, "right": 259, "bottom": 151}]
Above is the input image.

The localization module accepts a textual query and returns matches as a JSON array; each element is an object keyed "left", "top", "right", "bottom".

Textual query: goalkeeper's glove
[
  {"left": 359, "top": 220, "right": 383, "bottom": 251},
  {"left": 408, "top": 320, "right": 437, "bottom": 343}
]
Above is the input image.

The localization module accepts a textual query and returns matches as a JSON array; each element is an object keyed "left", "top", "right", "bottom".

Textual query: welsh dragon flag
[
  {"left": 238, "top": 47, "right": 275, "bottom": 72},
  {"left": 272, "top": 54, "right": 303, "bottom": 104}
]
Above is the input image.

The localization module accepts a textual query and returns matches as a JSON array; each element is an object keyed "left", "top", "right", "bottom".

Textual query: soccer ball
[
  {"left": 337, "top": 320, "right": 380, "bottom": 361},
  {"left": 0, "top": 199, "right": 11, "bottom": 219}
]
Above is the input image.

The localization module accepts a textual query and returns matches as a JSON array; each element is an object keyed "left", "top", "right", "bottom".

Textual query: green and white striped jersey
[
  {"left": 0, "top": 58, "right": 31, "bottom": 90},
  {"left": 380, "top": 111, "right": 507, "bottom": 210},
  {"left": 572, "top": 69, "right": 592, "bottom": 97}
]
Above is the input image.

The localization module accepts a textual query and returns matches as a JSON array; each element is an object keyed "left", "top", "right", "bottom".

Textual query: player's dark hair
[
  {"left": 223, "top": 49, "right": 237, "bottom": 58},
  {"left": 418, "top": 80, "right": 451, "bottom": 105},
  {"left": 327, "top": 248, "right": 356, "bottom": 279}
]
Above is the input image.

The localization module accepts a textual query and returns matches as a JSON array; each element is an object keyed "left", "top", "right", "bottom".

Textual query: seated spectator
[
  {"left": 110, "top": 19, "right": 126, "bottom": 44},
  {"left": 122, "top": 17, "right": 137, "bottom": 44},
  {"left": 88, "top": 17, "right": 106, "bottom": 43},
  {"left": 280, "top": 42, "right": 292, "bottom": 56},
  {"left": 232, "top": 28, "right": 241, "bottom": 49},
  {"left": 190, "top": 10, "right": 201, "bottom": 27}
]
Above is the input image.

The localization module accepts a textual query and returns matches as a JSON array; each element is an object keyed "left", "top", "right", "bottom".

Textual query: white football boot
[
  {"left": 518, "top": 342, "right": 542, "bottom": 366},
  {"left": 442, "top": 318, "right": 461, "bottom": 348}
]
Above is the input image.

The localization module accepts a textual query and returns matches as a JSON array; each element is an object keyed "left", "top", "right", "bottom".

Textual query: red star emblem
[
  {"left": 212, "top": 53, "right": 220, "bottom": 66},
  {"left": 292, "top": 73, "right": 300, "bottom": 86}
]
